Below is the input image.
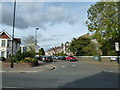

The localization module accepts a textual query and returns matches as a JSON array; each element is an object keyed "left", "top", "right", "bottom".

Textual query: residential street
[{"left": 2, "top": 59, "right": 119, "bottom": 89}]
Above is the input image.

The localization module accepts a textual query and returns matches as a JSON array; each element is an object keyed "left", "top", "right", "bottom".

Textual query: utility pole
[{"left": 11, "top": 0, "right": 16, "bottom": 68}]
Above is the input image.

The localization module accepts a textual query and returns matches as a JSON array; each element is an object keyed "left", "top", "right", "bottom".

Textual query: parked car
[
  {"left": 51, "top": 56, "right": 57, "bottom": 59},
  {"left": 42, "top": 56, "right": 53, "bottom": 62},
  {"left": 38, "top": 56, "right": 43, "bottom": 61},
  {"left": 58, "top": 56, "right": 66, "bottom": 60},
  {"left": 55, "top": 56, "right": 60, "bottom": 60},
  {"left": 66, "top": 56, "right": 77, "bottom": 61}
]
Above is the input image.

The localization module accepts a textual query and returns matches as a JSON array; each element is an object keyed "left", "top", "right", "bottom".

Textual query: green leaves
[
  {"left": 69, "top": 35, "right": 91, "bottom": 56},
  {"left": 86, "top": 2, "right": 119, "bottom": 55}
]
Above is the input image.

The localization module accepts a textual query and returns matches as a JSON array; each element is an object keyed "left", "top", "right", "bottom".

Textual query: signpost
[
  {"left": 115, "top": 42, "right": 119, "bottom": 51},
  {"left": 115, "top": 42, "right": 119, "bottom": 64}
]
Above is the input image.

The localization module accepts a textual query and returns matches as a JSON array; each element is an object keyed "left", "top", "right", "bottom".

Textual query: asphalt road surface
[{"left": 2, "top": 59, "right": 119, "bottom": 89}]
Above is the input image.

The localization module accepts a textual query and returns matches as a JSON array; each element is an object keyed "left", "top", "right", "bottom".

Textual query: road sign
[{"left": 115, "top": 42, "right": 119, "bottom": 51}]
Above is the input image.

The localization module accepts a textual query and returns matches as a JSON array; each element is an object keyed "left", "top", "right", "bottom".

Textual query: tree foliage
[
  {"left": 69, "top": 36, "right": 91, "bottom": 56},
  {"left": 13, "top": 49, "right": 35, "bottom": 62},
  {"left": 23, "top": 35, "right": 36, "bottom": 52},
  {"left": 83, "top": 40, "right": 102, "bottom": 56},
  {"left": 86, "top": 2, "right": 119, "bottom": 55}
]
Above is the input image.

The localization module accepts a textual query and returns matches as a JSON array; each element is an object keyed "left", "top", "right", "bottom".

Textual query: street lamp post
[
  {"left": 35, "top": 27, "right": 39, "bottom": 53},
  {"left": 11, "top": 0, "right": 16, "bottom": 68},
  {"left": 35, "top": 27, "right": 39, "bottom": 46}
]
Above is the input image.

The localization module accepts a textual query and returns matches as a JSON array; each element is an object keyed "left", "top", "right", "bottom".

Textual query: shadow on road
[{"left": 59, "top": 71, "right": 118, "bottom": 88}]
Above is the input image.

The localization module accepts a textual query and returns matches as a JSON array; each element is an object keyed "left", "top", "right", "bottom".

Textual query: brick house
[
  {"left": 0, "top": 30, "right": 21, "bottom": 58},
  {"left": 45, "top": 42, "right": 73, "bottom": 56}
]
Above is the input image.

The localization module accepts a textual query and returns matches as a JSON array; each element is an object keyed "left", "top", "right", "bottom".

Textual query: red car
[{"left": 66, "top": 56, "right": 77, "bottom": 61}]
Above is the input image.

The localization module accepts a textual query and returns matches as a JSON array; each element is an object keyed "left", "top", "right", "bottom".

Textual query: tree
[
  {"left": 23, "top": 35, "right": 36, "bottom": 52},
  {"left": 69, "top": 35, "right": 91, "bottom": 56},
  {"left": 13, "top": 49, "right": 35, "bottom": 62},
  {"left": 39, "top": 48, "right": 45, "bottom": 56},
  {"left": 23, "top": 35, "right": 37, "bottom": 57},
  {"left": 86, "top": 2, "right": 119, "bottom": 55},
  {"left": 82, "top": 40, "right": 102, "bottom": 56}
]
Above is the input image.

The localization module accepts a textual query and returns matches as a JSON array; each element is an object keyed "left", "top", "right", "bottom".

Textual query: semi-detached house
[{"left": 0, "top": 30, "right": 21, "bottom": 58}]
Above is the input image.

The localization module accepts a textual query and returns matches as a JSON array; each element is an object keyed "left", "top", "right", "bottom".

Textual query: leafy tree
[
  {"left": 82, "top": 41, "right": 101, "bottom": 56},
  {"left": 23, "top": 35, "right": 36, "bottom": 52},
  {"left": 13, "top": 49, "right": 35, "bottom": 62},
  {"left": 39, "top": 48, "right": 45, "bottom": 56},
  {"left": 86, "top": 2, "right": 119, "bottom": 55},
  {"left": 69, "top": 35, "right": 91, "bottom": 56}
]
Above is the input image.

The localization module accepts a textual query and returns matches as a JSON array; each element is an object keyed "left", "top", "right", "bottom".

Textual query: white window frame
[
  {"left": 1, "top": 40, "right": 6, "bottom": 47},
  {"left": 1, "top": 51, "right": 5, "bottom": 57}
]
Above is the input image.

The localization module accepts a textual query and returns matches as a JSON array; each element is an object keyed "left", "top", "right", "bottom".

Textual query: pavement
[
  {"left": 80, "top": 61, "right": 119, "bottom": 67},
  {"left": 1, "top": 62, "right": 56, "bottom": 73}
]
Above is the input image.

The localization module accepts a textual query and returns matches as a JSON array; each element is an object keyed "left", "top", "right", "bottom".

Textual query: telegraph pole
[{"left": 11, "top": 0, "right": 16, "bottom": 68}]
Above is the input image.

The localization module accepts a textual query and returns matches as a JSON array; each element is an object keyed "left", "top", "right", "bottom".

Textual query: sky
[{"left": 1, "top": 0, "right": 100, "bottom": 51}]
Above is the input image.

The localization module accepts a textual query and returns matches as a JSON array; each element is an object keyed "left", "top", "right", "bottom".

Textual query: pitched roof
[
  {"left": 0, "top": 30, "right": 12, "bottom": 40},
  {"left": 0, "top": 30, "right": 21, "bottom": 43}
]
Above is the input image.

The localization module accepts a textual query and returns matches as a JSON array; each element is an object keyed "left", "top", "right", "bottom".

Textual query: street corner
[
  {"left": 48, "top": 64, "right": 57, "bottom": 71},
  {"left": 1, "top": 63, "right": 57, "bottom": 73},
  {"left": 36, "top": 64, "right": 57, "bottom": 71}
]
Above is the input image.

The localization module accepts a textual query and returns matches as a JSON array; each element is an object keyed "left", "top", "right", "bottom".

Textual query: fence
[{"left": 75, "top": 56, "right": 119, "bottom": 64}]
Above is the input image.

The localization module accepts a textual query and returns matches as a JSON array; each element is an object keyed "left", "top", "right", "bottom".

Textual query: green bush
[
  {"left": 18, "top": 57, "right": 37, "bottom": 63},
  {"left": 17, "top": 57, "right": 38, "bottom": 66},
  {"left": 13, "top": 49, "right": 36, "bottom": 63},
  {"left": 5, "top": 57, "right": 12, "bottom": 63},
  {"left": 1, "top": 57, "right": 6, "bottom": 62}
]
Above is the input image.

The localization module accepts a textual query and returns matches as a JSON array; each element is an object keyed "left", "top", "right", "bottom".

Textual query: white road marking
[
  {"left": 103, "top": 70, "right": 114, "bottom": 72},
  {"left": 61, "top": 66, "right": 65, "bottom": 68},
  {"left": 0, "top": 71, "right": 6, "bottom": 72},
  {"left": 108, "top": 70, "right": 114, "bottom": 72},
  {"left": 72, "top": 65, "right": 76, "bottom": 67},
  {"left": 1, "top": 86, "right": 22, "bottom": 88}
]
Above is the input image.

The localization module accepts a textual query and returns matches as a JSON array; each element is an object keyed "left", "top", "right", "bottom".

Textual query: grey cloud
[
  {"left": 52, "top": 34, "right": 67, "bottom": 37},
  {"left": 1, "top": 3, "right": 13, "bottom": 26},
  {"left": 38, "top": 38, "right": 55, "bottom": 42},
  {"left": 17, "top": 2, "right": 44, "bottom": 14},
  {"left": 2, "top": 2, "right": 80, "bottom": 30}
]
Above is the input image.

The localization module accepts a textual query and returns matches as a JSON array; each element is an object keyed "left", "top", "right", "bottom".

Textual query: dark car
[
  {"left": 59, "top": 56, "right": 66, "bottom": 60},
  {"left": 56, "top": 56, "right": 65, "bottom": 60},
  {"left": 42, "top": 56, "right": 53, "bottom": 62},
  {"left": 66, "top": 56, "right": 77, "bottom": 61},
  {"left": 38, "top": 56, "right": 43, "bottom": 61}
]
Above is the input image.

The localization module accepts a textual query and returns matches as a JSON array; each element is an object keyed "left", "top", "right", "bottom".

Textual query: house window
[
  {"left": 2, "top": 40, "right": 6, "bottom": 47},
  {"left": 1, "top": 51, "right": 5, "bottom": 57},
  {"left": 7, "top": 40, "right": 11, "bottom": 47}
]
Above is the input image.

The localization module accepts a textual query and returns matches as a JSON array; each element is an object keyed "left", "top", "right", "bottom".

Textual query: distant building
[
  {"left": 45, "top": 42, "right": 73, "bottom": 56},
  {"left": 0, "top": 30, "right": 21, "bottom": 58},
  {"left": 46, "top": 33, "right": 95, "bottom": 56}
]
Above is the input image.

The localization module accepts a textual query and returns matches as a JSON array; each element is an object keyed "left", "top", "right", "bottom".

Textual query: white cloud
[
  {"left": 1, "top": 2, "right": 95, "bottom": 50},
  {"left": 2, "top": 2, "right": 81, "bottom": 30}
]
